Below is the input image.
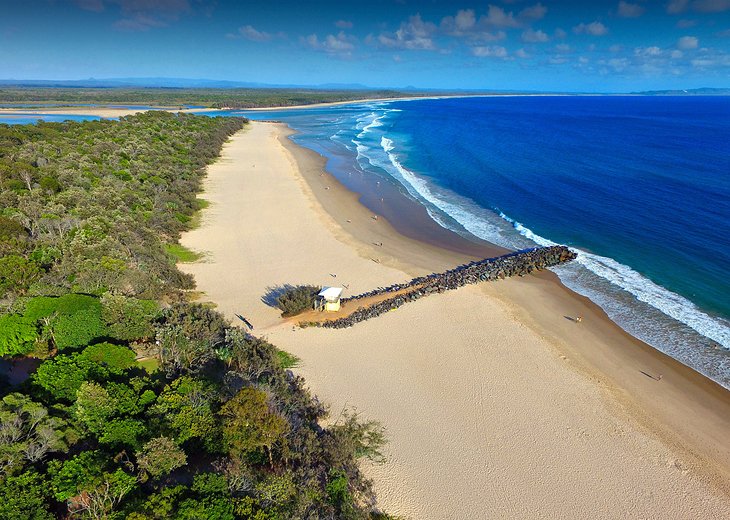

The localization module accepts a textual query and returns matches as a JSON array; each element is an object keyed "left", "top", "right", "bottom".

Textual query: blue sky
[{"left": 1, "top": 0, "right": 729, "bottom": 92}]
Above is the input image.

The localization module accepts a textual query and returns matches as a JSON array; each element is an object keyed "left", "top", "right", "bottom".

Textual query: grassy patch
[
  {"left": 138, "top": 357, "right": 159, "bottom": 374},
  {"left": 164, "top": 243, "right": 202, "bottom": 263},
  {"left": 189, "top": 198, "right": 210, "bottom": 229},
  {"left": 276, "top": 350, "right": 300, "bottom": 369}
]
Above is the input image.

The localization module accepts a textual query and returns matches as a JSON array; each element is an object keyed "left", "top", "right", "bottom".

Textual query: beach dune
[{"left": 180, "top": 122, "right": 730, "bottom": 519}]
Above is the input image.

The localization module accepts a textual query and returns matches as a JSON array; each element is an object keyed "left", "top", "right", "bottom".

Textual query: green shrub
[
  {"left": 23, "top": 294, "right": 101, "bottom": 321},
  {"left": 0, "top": 216, "right": 27, "bottom": 241},
  {"left": 0, "top": 255, "right": 41, "bottom": 296},
  {"left": 33, "top": 354, "right": 95, "bottom": 402},
  {"left": 51, "top": 308, "right": 106, "bottom": 350},
  {"left": 80, "top": 343, "right": 137, "bottom": 375},
  {"left": 39, "top": 176, "right": 61, "bottom": 193},
  {"left": 276, "top": 349, "right": 300, "bottom": 369},
  {"left": 0, "top": 314, "right": 38, "bottom": 357},
  {"left": 101, "top": 294, "right": 159, "bottom": 341},
  {"left": 275, "top": 285, "right": 321, "bottom": 317},
  {"left": 164, "top": 243, "right": 202, "bottom": 263}
]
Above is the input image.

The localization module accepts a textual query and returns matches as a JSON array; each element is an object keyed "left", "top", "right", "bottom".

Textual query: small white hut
[{"left": 317, "top": 286, "right": 343, "bottom": 312}]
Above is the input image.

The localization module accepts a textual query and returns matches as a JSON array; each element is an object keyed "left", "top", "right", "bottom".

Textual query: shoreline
[
  {"left": 0, "top": 93, "right": 604, "bottom": 119},
  {"left": 179, "top": 121, "right": 730, "bottom": 517},
  {"left": 277, "top": 122, "right": 730, "bottom": 475}
]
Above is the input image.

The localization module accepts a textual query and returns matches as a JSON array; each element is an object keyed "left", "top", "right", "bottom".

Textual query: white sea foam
[
  {"left": 497, "top": 212, "right": 730, "bottom": 349},
  {"left": 356, "top": 109, "right": 397, "bottom": 139},
  {"left": 354, "top": 142, "right": 368, "bottom": 161},
  {"left": 379, "top": 136, "right": 509, "bottom": 247},
  {"left": 376, "top": 134, "right": 730, "bottom": 357}
]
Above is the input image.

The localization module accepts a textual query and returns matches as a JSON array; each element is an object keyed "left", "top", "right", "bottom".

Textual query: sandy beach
[{"left": 179, "top": 122, "right": 730, "bottom": 518}]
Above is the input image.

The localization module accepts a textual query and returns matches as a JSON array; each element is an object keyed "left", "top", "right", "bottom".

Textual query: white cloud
[
  {"left": 678, "top": 35, "right": 699, "bottom": 48},
  {"left": 677, "top": 18, "right": 698, "bottom": 27},
  {"left": 617, "top": 1, "right": 645, "bottom": 17},
  {"left": 555, "top": 43, "right": 572, "bottom": 53},
  {"left": 440, "top": 9, "right": 476, "bottom": 35},
  {"left": 634, "top": 46, "right": 663, "bottom": 56},
  {"left": 554, "top": 28, "right": 567, "bottom": 39},
  {"left": 671, "top": 49, "right": 684, "bottom": 58},
  {"left": 303, "top": 31, "right": 355, "bottom": 56},
  {"left": 483, "top": 5, "right": 520, "bottom": 27},
  {"left": 472, "top": 45, "right": 508, "bottom": 58},
  {"left": 521, "top": 28, "right": 549, "bottom": 43},
  {"left": 113, "top": 14, "right": 166, "bottom": 31},
  {"left": 667, "top": 0, "right": 730, "bottom": 13},
  {"left": 573, "top": 21, "right": 609, "bottom": 36},
  {"left": 515, "top": 48, "right": 530, "bottom": 58},
  {"left": 440, "top": 9, "right": 505, "bottom": 41},
  {"left": 75, "top": 0, "right": 104, "bottom": 12},
  {"left": 606, "top": 57, "right": 629, "bottom": 71},
  {"left": 693, "top": 0, "right": 730, "bottom": 12},
  {"left": 609, "top": 44, "right": 623, "bottom": 52},
  {"left": 335, "top": 20, "right": 353, "bottom": 29},
  {"left": 377, "top": 14, "right": 437, "bottom": 50},
  {"left": 519, "top": 3, "right": 548, "bottom": 21},
  {"left": 229, "top": 24, "right": 272, "bottom": 42},
  {"left": 89, "top": 0, "right": 195, "bottom": 31},
  {"left": 454, "top": 9, "right": 477, "bottom": 31},
  {"left": 691, "top": 58, "right": 715, "bottom": 67},
  {"left": 667, "top": 0, "right": 689, "bottom": 13}
]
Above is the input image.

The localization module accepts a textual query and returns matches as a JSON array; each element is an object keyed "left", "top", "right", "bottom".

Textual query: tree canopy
[{"left": 0, "top": 112, "right": 390, "bottom": 519}]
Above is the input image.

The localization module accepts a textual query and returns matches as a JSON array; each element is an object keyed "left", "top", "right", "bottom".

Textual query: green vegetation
[
  {"left": 0, "top": 87, "right": 412, "bottom": 109},
  {"left": 188, "top": 198, "right": 209, "bottom": 229},
  {"left": 276, "top": 349, "right": 300, "bottom": 369},
  {"left": 0, "top": 112, "right": 243, "bottom": 300},
  {"left": 0, "top": 112, "right": 389, "bottom": 519},
  {"left": 276, "top": 284, "right": 321, "bottom": 317},
  {"left": 137, "top": 357, "right": 159, "bottom": 374},
  {"left": 164, "top": 243, "right": 203, "bottom": 263}
]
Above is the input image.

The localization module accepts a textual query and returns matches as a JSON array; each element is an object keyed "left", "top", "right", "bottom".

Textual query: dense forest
[
  {"left": 0, "top": 87, "right": 412, "bottom": 109},
  {"left": 0, "top": 113, "right": 389, "bottom": 519}
]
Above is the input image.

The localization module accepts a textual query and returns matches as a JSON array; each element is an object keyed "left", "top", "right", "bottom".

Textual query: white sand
[{"left": 180, "top": 122, "right": 730, "bottom": 519}]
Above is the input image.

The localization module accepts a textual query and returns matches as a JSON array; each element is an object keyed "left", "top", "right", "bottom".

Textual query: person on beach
[{"left": 576, "top": 316, "right": 583, "bottom": 323}]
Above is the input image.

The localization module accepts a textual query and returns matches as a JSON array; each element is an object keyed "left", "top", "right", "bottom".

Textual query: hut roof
[{"left": 318, "top": 286, "right": 343, "bottom": 301}]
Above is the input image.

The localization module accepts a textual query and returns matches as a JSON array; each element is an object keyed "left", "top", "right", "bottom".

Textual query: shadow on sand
[{"left": 261, "top": 284, "right": 297, "bottom": 308}]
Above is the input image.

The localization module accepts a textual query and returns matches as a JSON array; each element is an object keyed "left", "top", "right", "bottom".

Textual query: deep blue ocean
[{"left": 5, "top": 96, "right": 730, "bottom": 387}]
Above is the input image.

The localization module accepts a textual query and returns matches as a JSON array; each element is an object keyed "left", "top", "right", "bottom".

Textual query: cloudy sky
[{"left": 1, "top": 0, "right": 729, "bottom": 91}]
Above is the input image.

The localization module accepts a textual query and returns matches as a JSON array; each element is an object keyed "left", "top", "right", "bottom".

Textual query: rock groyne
[{"left": 314, "top": 246, "right": 577, "bottom": 329}]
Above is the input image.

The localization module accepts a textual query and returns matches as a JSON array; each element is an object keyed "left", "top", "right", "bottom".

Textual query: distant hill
[
  {"left": 0, "top": 77, "right": 378, "bottom": 90},
  {"left": 635, "top": 87, "right": 730, "bottom": 96},
  {"left": 1, "top": 78, "right": 726, "bottom": 97}
]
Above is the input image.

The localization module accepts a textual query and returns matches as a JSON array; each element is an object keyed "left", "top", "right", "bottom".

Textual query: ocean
[
  {"left": 6, "top": 96, "right": 730, "bottom": 387},
  {"left": 232, "top": 96, "right": 730, "bottom": 388}
]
